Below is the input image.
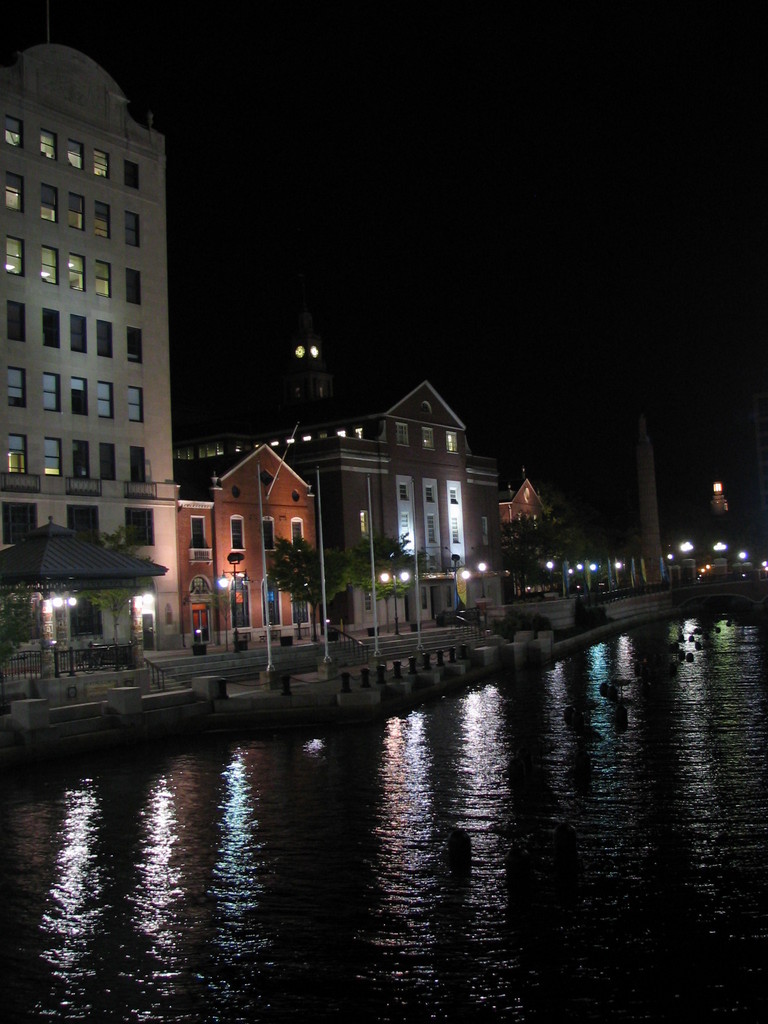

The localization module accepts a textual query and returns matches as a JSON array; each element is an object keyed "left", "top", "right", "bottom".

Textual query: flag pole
[
  {"left": 316, "top": 466, "right": 330, "bottom": 663},
  {"left": 367, "top": 474, "right": 380, "bottom": 657}
]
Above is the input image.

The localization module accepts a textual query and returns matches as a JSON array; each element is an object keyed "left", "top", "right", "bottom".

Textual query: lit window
[
  {"left": 7, "top": 434, "right": 26, "bottom": 473},
  {"left": 68, "top": 253, "right": 84, "bottom": 290},
  {"left": 396, "top": 422, "right": 409, "bottom": 445},
  {"left": 43, "top": 372, "right": 61, "bottom": 412},
  {"left": 94, "top": 260, "right": 110, "bottom": 297},
  {"left": 97, "top": 381, "right": 113, "bottom": 418},
  {"left": 97, "top": 320, "right": 112, "bottom": 357},
  {"left": 5, "top": 236, "right": 23, "bottom": 275},
  {"left": 125, "top": 210, "right": 139, "bottom": 246},
  {"left": 94, "top": 201, "right": 110, "bottom": 238},
  {"left": 360, "top": 509, "right": 369, "bottom": 536},
  {"left": 44, "top": 437, "right": 62, "bottom": 475},
  {"left": 41, "top": 246, "right": 58, "bottom": 283},
  {"left": 446, "top": 431, "right": 458, "bottom": 453},
  {"left": 71, "top": 377, "right": 87, "bottom": 415},
  {"left": 449, "top": 487, "right": 459, "bottom": 504},
  {"left": 425, "top": 485, "right": 434, "bottom": 502},
  {"left": 426, "top": 513, "right": 436, "bottom": 543},
  {"left": 93, "top": 149, "right": 109, "bottom": 177},
  {"left": 128, "top": 385, "right": 143, "bottom": 422},
  {"left": 5, "top": 116, "right": 22, "bottom": 147},
  {"left": 67, "top": 139, "right": 83, "bottom": 168},
  {"left": 126, "top": 326, "right": 142, "bottom": 363},
  {"left": 291, "top": 519, "right": 303, "bottom": 542},
  {"left": 7, "top": 367, "right": 25, "bottom": 407},
  {"left": 481, "top": 516, "right": 489, "bottom": 544},
  {"left": 40, "top": 129, "right": 56, "bottom": 159},
  {"left": 70, "top": 314, "right": 86, "bottom": 352},
  {"left": 399, "top": 483, "right": 409, "bottom": 500},
  {"left": 40, "top": 183, "right": 57, "bottom": 221},
  {"left": 68, "top": 192, "right": 84, "bottom": 229},
  {"left": 451, "top": 516, "right": 459, "bottom": 544},
  {"left": 422, "top": 426, "right": 434, "bottom": 449},
  {"left": 5, "top": 172, "right": 22, "bottom": 211}
]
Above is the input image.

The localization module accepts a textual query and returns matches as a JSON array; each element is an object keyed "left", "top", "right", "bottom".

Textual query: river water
[{"left": 2, "top": 613, "right": 768, "bottom": 1023}]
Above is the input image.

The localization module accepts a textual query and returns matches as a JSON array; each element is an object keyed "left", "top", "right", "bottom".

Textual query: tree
[
  {"left": 346, "top": 533, "right": 427, "bottom": 626},
  {"left": 80, "top": 526, "right": 154, "bottom": 643},
  {"left": 0, "top": 585, "right": 32, "bottom": 667},
  {"left": 268, "top": 537, "right": 348, "bottom": 640}
]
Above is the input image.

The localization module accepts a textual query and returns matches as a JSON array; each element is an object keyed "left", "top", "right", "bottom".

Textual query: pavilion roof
[{"left": 0, "top": 519, "right": 167, "bottom": 591}]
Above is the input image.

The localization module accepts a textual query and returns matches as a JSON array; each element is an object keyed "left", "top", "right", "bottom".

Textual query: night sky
[{"left": 7, "top": 3, "right": 768, "bottom": 541}]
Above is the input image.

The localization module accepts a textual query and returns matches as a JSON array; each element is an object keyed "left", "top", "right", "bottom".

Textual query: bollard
[
  {"left": 408, "top": 655, "right": 417, "bottom": 675},
  {"left": 376, "top": 663, "right": 386, "bottom": 685},
  {"left": 448, "top": 646, "right": 456, "bottom": 663},
  {"left": 459, "top": 643, "right": 468, "bottom": 660},
  {"left": 360, "top": 666, "right": 370, "bottom": 688},
  {"left": 436, "top": 649, "right": 444, "bottom": 667},
  {"left": 422, "top": 651, "right": 431, "bottom": 670},
  {"left": 281, "top": 675, "right": 291, "bottom": 696},
  {"left": 341, "top": 671, "right": 351, "bottom": 693},
  {"left": 393, "top": 660, "right": 402, "bottom": 679}
]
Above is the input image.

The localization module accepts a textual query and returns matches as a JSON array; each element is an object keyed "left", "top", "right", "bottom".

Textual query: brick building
[{"left": 175, "top": 443, "right": 315, "bottom": 647}]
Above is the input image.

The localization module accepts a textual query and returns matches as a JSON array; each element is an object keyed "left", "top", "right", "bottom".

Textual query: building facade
[
  {"left": 176, "top": 444, "right": 315, "bottom": 647},
  {"left": 1, "top": 44, "right": 179, "bottom": 648},
  {"left": 175, "top": 377, "right": 503, "bottom": 629}
]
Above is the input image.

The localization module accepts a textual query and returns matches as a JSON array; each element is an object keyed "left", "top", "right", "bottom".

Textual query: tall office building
[{"left": 1, "top": 44, "right": 179, "bottom": 648}]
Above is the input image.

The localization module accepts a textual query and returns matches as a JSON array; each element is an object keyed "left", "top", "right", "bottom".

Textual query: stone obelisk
[{"left": 636, "top": 414, "right": 663, "bottom": 583}]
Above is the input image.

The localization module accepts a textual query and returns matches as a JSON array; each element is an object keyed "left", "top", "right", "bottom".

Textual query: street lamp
[
  {"left": 222, "top": 551, "right": 249, "bottom": 651},
  {"left": 380, "top": 569, "right": 410, "bottom": 634},
  {"left": 217, "top": 574, "right": 230, "bottom": 651},
  {"left": 477, "top": 562, "right": 487, "bottom": 597}
]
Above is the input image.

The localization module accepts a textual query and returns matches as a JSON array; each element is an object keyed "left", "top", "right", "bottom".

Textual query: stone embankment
[{"left": 0, "top": 596, "right": 674, "bottom": 768}]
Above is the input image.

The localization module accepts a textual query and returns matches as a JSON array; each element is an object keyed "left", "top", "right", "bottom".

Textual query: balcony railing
[
  {"left": 1, "top": 472, "right": 40, "bottom": 493},
  {"left": 189, "top": 547, "right": 213, "bottom": 562},
  {"left": 124, "top": 480, "right": 157, "bottom": 498},
  {"left": 66, "top": 476, "right": 102, "bottom": 496}
]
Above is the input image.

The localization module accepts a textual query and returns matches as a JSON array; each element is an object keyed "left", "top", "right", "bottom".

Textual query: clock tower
[{"left": 283, "top": 303, "right": 334, "bottom": 406}]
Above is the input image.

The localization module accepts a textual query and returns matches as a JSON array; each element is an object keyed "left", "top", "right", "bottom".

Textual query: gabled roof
[
  {"left": 385, "top": 380, "right": 466, "bottom": 430},
  {"left": 0, "top": 519, "right": 167, "bottom": 589},
  {"left": 218, "top": 443, "right": 309, "bottom": 489}
]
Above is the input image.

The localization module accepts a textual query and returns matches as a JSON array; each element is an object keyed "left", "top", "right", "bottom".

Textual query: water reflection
[
  {"left": 40, "top": 782, "right": 104, "bottom": 1012},
  {"left": 130, "top": 777, "right": 184, "bottom": 985}
]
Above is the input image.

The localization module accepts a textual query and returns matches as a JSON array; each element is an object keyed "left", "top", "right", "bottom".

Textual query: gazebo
[{"left": 0, "top": 518, "right": 167, "bottom": 676}]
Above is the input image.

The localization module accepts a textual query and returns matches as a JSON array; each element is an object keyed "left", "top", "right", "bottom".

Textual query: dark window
[
  {"left": 70, "top": 314, "right": 86, "bottom": 352},
  {"left": 129, "top": 445, "right": 146, "bottom": 482},
  {"left": 128, "top": 386, "right": 143, "bottom": 422},
  {"left": 125, "top": 211, "right": 139, "bottom": 246},
  {"left": 43, "top": 372, "right": 60, "bottom": 411},
  {"left": 126, "top": 326, "right": 142, "bottom": 363},
  {"left": 70, "top": 596, "right": 101, "bottom": 636},
  {"left": 7, "top": 300, "right": 25, "bottom": 341},
  {"left": 71, "top": 440, "right": 90, "bottom": 478},
  {"left": 2, "top": 502, "right": 36, "bottom": 544},
  {"left": 71, "top": 377, "right": 87, "bottom": 415},
  {"left": 262, "top": 518, "right": 275, "bottom": 550},
  {"left": 124, "top": 160, "right": 139, "bottom": 188},
  {"left": 67, "top": 504, "right": 99, "bottom": 537},
  {"left": 96, "top": 320, "right": 112, "bottom": 357},
  {"left": 99, "top": 442, "right": 115, "bottom": 480},
  {"left": 125, "top": 507, "right": 153, "bottom": 545},
  {"left": 42, "top": 308, "right": 60, "bottom": 347},
  {"left": 125, "top": 268, "right": 141, "bottom": 304}
]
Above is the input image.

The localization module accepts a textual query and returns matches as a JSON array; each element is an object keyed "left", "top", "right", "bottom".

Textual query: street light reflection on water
[{"left": 4, "top": 613, "right": 768, "bottom": 1020}]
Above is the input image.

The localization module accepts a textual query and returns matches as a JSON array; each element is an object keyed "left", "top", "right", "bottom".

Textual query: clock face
[
  {"left": 310, "top": 345, "right": 319, "bottom": 358},
  {"left": 295, "top": 345, "right": 305, "bottom": 358}
]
